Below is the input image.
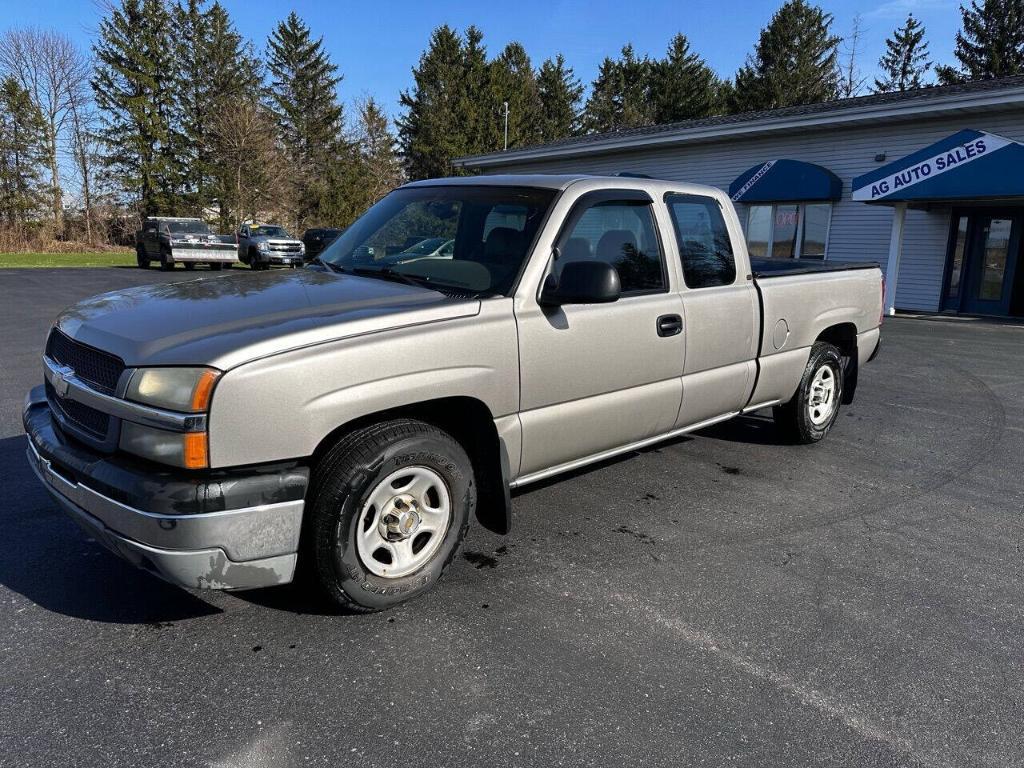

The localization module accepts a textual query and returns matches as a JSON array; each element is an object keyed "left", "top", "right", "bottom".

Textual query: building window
[{"left": 746, "top": 203, "right": 832, "bottom": 259}]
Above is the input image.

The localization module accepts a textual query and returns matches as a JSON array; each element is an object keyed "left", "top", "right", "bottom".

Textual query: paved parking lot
[{"left": 1, "top": 267, "right": 1023, "bottom": 768}]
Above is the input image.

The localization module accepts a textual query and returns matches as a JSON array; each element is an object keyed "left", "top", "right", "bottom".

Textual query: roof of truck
[{"left": 401, "top": 173, "right": 726, "bottom": 200}]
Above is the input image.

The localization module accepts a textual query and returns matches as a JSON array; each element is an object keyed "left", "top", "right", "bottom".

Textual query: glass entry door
[{"left": 946, "top": 212, "right": 1022, "bottom": 316}]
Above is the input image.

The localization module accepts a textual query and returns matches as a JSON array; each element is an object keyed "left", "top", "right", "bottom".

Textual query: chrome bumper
[{"left": 24, "top": 395, "right": 305, "bottom": 591}]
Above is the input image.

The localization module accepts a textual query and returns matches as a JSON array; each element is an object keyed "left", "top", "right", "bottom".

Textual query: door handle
[{"left": 657, "top": 314, "right": 683, "bottom": 337}]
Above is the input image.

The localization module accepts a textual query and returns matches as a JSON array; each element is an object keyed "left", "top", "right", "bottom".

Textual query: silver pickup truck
[
  {"left": 238, "top": 223, "right": 306, "bottom": 269},
  {"left": 24, "top": 175, "right": 882, "bottom": 612}
]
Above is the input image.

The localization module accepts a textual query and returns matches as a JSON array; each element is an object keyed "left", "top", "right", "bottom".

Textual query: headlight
[
  {"left": 299, "top": 242, "right": 306, "bottom": 253},
  {"left": 126, "top": 367, "right": 219, "bottom": 412},
  {"left": 121, "top": 368, "right": 219, "bottom": 469},
  {"left": 120, "top": 422, "right": 208, "bottom": 469},
  {"left": 257, "top": 241, "right": 269, "bottom": 251}
]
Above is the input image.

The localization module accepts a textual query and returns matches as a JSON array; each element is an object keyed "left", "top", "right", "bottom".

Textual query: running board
[{"left": 510, "top": 411, "right": 740, "bottom": 489}]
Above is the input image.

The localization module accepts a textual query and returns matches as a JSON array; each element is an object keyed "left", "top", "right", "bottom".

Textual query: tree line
[{"left": 1, "top": 0, "right": 1023, "bottom": 248}]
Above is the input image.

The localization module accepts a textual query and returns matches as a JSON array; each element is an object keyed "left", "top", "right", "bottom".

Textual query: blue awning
[
  {"left": 729, "top": 159, "right": 842, "bottom": 203},
  {"left": 852, "top": 129, "right": 1024, "bottom": 203}
]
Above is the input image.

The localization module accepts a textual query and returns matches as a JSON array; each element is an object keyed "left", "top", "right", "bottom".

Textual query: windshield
[
  {"left": 252, "top": 225, "right": 290, "bottom": 238},
  {"left": 319, "top": 185, "right": 556, "bottom": 295},
  {"left": 164, "top": 220, "right": 212, "bottom": 235}
]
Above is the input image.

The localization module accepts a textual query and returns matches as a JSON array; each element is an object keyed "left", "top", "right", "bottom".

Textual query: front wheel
[
  {"left": 773, "top": 341, "right": 844, "bottom": 444},
  {"left": 306, "top": 419, "right": 475, "bottom": 612}
]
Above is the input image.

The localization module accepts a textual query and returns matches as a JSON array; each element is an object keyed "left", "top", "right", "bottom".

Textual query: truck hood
[{"left": 54, "top": 269, "right": 479, "bottom": 369}]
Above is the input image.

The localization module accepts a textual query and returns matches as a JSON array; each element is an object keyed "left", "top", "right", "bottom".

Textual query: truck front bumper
[{"left": 23, "top": 387, "right": 308, "bottom": 591}]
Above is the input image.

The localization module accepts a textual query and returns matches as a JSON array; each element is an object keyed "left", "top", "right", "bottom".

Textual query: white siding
[{"left": 482, "top": 108, "right": 1024, "bottom": 312}]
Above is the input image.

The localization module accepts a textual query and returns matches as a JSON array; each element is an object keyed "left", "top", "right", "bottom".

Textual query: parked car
[
  {"left": 25, "top": 175, "right": 883, "bottom": 612},
  {"left": 301, "top": 227, "right": 345, "bottom": 260},
  {"left": 238, "top": 224, "right": 305, "bottom": 269},
  {"left": 391, "top": 237, "right": 455, "bottom": 263},
  {"left": 135, "top": 217, "right": 237, "bottom": 270}
]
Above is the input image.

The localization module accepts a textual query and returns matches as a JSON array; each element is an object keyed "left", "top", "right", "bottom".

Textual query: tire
[
  {"left": 183, "top": 262, "right": 195, "bottom": 271},
  {"left": 773, "top": 341, "right": 844, "bottom": 444},
  {"left": 305, "top": 419, "right": 475, "bottom": 612},
  {"left": 135, "top": 247, "right": 150, "bottom": 270},
  {"left": 249, "top": 250, "right": 264, "bottom": 270},
  {"left": 209, "top": 262, "right": 225, "bottom": 271},
  {"left": 159, "top": 250, "right": 174, "bottom": 271}
]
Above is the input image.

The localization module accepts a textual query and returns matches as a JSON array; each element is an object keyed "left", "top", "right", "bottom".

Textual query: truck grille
[
  {"left": 45, "top": 329, "right": 125, "bottom": 395},
  {"left": 269, "top": 243, "right": 302, "bottom": 253},
  {"left": 46, "top": 380, "right": 110, "bottom": 438}
]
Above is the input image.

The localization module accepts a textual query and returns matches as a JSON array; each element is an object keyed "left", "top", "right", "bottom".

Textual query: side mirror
[{"left": 540, "top": 260, "right": 621, "bottom": 306}]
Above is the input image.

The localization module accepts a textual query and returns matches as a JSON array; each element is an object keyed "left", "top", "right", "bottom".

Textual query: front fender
[{"left": 206, "top": 300, "right": 520, "bottom": 468}]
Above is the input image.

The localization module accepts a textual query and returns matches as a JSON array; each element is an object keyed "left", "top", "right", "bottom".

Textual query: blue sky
[{"left": 3, "top": 0, "right": 962, "bottom": 120}]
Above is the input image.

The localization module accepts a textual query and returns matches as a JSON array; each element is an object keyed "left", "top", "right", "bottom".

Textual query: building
[{"left": 455, "top": 77, "right": 1024, "bottom": 318}]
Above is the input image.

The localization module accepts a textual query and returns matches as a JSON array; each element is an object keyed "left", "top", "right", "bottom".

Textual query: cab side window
[
  {"left": 666, "top": 194, "right": 737, "bottom": 289},
  {"left": 554, "top": 199, "right": 666, "bottom": 294}
]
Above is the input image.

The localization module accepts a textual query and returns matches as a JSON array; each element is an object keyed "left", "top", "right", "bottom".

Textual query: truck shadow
[
  {"left": 695, "top": 412, "right": 790, "bottom": 446},
  {"left": 0, "top": 435, "right": 221, "bottom": 625}
]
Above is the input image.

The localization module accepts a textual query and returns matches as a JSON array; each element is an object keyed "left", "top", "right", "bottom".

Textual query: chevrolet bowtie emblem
[{"left": 53, "top": 364, "right": 74, "bottom": 397}]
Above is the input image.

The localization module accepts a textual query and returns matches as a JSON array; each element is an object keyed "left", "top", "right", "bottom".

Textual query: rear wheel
[
  {"left": 773, "top": 341, "right": 844, "bottom": 444},
  {"left": 209, "top": 262, "right": 225, "bottom": 271},
  {"left": 305, "top": 419, "right": 475, "bottom": 612},
  {"left": 183, "top": 262, "right": 195, "bottom": 271}
]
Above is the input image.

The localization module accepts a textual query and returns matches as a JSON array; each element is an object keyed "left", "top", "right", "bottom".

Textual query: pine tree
[
  {"left": 874, "top": 13, "right": 932, "bottom": 92},
  {"left": 397, "top": 26, "right": 472, "bottom": 180},
  {"left": 536, "top": 54, "right": 583, "bottom": 141},
  {"left": 92, "top": 0, "right": 178, "bottom": 215},
  {"left": 650, "top": 34, "right": 723, "bottom": 123},
  {"left": 0, "top": 76, "right": 49, "bottom": 225},
  {"left": 266, "top": 11, "right": 346, "bottom": 225},
  {"left": 729, "top": 0, "right": 840, "bottom": 112},
  {"left": 488, "top": 42, "right": 543, "bottom": 149},
  {"left": 936, "top": 0, "right": 1024, "bottom": 84},
  {"left": 174, "top": 0, "right": 260, "bottom": 216},
  {"left": 584, "top": 45, "right": 654, "bottom": 132},
  {"left": 459, "top": 26, "right": 491, "bottom": 155}
]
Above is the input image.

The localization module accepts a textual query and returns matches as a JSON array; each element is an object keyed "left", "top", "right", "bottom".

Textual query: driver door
[{"left": 515, "top": 191, "right": 685, "bottom": 478}]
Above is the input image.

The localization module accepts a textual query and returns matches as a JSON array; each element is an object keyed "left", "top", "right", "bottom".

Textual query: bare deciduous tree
[
  {"left": 353, "top": 96, "right": 404, "bottom": 208},
  {"left": 210, "top": 101, "right": 289, "bottom": 230},
  {"left": 0, "top": 28, "right": 90, "bottom": 235}
]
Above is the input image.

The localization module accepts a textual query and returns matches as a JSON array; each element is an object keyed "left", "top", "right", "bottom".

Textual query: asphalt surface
[{"left": 1, "top": 267, "right": 1023, "bottom": 768}]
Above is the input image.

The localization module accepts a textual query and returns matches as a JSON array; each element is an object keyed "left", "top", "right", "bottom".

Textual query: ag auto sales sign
[{"left": 852, "top": 132, "right": 1012, "bottom": 202}]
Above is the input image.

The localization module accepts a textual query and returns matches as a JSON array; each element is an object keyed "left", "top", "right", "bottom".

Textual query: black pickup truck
[{"left": 135, "top": 217, "right": 238, "bottom": 271}]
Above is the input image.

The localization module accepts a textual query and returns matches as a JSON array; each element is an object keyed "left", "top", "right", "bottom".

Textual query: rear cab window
[{"left": 665, "top": 194, "right": 737, "bottom": 289}]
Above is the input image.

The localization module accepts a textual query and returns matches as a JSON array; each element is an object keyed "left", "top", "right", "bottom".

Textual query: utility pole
[{"left": 503, "top": 101, "right": 509, "bottom": 151}]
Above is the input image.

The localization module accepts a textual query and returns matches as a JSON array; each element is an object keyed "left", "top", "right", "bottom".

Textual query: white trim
[
  {"left": 456, "top": 87, "right": 1024, "bottom": 168},
  {"left": 885, "top": 203, "right": 907, "bottom": 316}
]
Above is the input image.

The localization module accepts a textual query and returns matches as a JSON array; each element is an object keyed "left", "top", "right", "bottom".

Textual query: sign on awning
[
  {"left": 852, "top": 129, "right": 1024, "bottom": 203},
  {"left": 729, "top": 159, "right": 842, "bottom": 203}
]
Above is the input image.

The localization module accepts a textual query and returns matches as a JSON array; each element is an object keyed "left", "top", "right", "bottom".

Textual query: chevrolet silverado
[{"left": 25, "top": 175, "right": 882, "bottom": 611}]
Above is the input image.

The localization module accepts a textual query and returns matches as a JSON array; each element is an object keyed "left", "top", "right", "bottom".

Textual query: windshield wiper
[
  {"left": 310, "top": 256, "right": 342, "bottom": 273},
  {"left": 350, "top": 264, "right": 434, "bottom": 290}
]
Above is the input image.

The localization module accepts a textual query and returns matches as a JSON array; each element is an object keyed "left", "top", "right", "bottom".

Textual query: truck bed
[{"left": 750, "top": 258, "right": 880, "bottom": 279}]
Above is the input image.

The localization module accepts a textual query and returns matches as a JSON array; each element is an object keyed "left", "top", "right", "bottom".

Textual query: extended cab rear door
[
  {"left": 514, "top": 189, "right": 685, "bottom": 479},
  {"left": 664, "top": 192, "right": 759, "bottom": 427}
]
